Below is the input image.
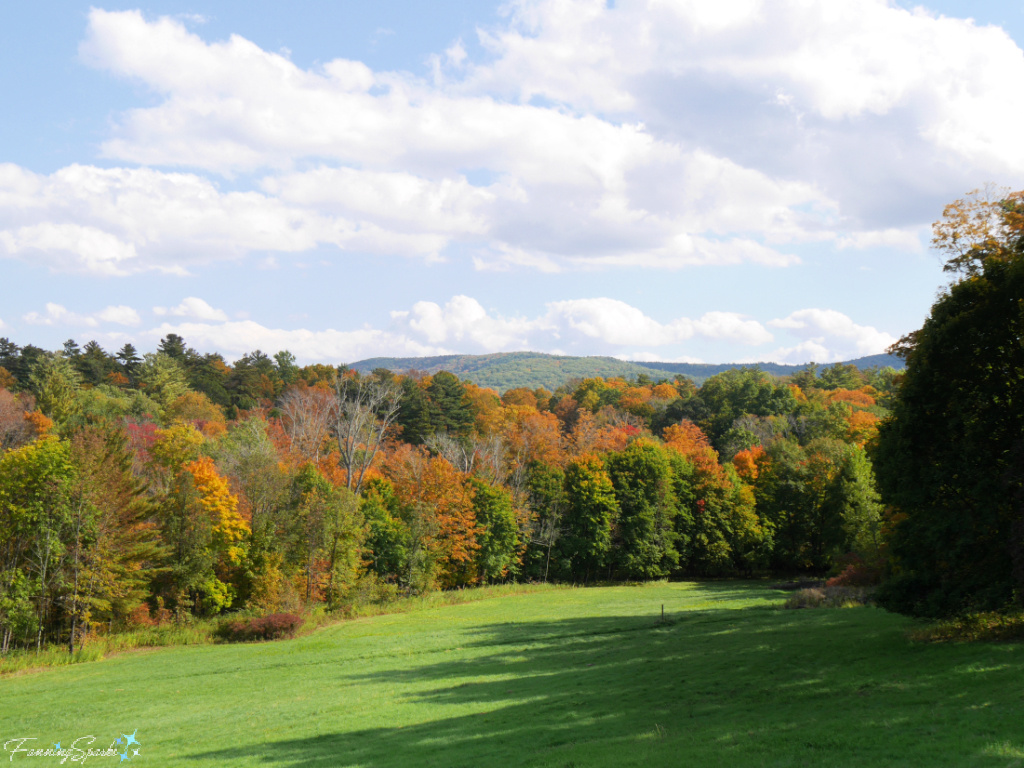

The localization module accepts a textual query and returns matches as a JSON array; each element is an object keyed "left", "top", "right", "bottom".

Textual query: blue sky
[{"left": 2, "top": 0, "right": 1023, "bottom": 366}]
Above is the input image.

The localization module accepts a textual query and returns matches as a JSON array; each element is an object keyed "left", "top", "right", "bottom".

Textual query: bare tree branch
[{"left": 333, "top": 375, "right": 401, "bottom": 495}]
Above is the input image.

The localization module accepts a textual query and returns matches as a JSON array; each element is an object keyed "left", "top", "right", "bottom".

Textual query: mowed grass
[{"left": 2, "top": 582, "right": 1024, "bottom": 767}]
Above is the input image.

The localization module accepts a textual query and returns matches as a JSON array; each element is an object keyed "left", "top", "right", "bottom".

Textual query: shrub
[
  {"left": 826, "top": 555, "right": 883, "bottom": 587},
  {"left": 217, "top": 612, "right": 304, "bottom": 643},
  {"left": 127, "top": 604, "right": 157, "bottom": 628},
  {"left": 783, "top": 586, "right": 872, "bottom": 609}
]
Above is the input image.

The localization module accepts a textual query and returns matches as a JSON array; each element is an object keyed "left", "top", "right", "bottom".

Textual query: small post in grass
[{"left": 661, "top": 604, "right": 665, "bottom": 622}]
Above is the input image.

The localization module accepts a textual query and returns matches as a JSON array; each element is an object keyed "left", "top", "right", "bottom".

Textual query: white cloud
[
  {"left": 108, "top": 294, "right": 785, "bottom": 363},
  {"left": 393, "top": 295, "right": 541, "bottom": 349},
  {"left": 154, "top": 297, "right": 229, "bottom": 322},
  {"left": 23, "top": 303, "right": 98, "bottom": 328},
  {"left": 0, "top": 163, "right": 455, "bottom": 275},
  {"left": 546, "top": 298, "right": 681, "bottom": 346},
  {"left": 22, "top": 302, "right": 143, "bottom": 328},
  {"left": 767, "top": 308, "right": 896, "bottom": 362},
  {"left": 263, "top": 166, "right": 495, "bottom": 239},
  {"left": 96, "top": 305, "right": 142, "bottom": 326},
  {"left": 691, "top": 311, "right": 774, "bottom": 345},
  {"left": 0, "top": 222, "right": 139, "bottom": 276},
  {"left": 8, "top": 3, "right": 1014, "bottom": 283},
  {"left": 545, "top": 298, "right": 772, "bottom": 346},
  {"left": 65, "top": 8, "right": 869, "bottom": 273},
  {"left": 468, "top": 0, "right": 1024, "bottom": 225},
  {"left": 389, "top": 295, "right": 774, "bottom": 351}
]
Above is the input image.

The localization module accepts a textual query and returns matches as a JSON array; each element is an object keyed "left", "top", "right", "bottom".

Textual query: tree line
[{"left": 0, "top": 327, "right": 899, "bottom": 654}]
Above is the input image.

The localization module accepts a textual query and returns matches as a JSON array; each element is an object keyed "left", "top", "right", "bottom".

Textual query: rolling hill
[{"left": 348, "top": 351, "right": 903, "bottom": 393}]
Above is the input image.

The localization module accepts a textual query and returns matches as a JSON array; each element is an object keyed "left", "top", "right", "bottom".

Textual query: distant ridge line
[{"left": 347, "top": 351, "right": 903, "bottom": 393}]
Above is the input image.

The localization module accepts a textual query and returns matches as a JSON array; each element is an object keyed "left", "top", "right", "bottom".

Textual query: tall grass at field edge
[{"left": 0, "top": 582, "right": 565, "bottom": 675}]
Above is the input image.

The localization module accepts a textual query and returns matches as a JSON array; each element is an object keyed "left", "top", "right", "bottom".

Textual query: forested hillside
[{"left": 350, "top": 351, "right": 904, "bottom": 392}]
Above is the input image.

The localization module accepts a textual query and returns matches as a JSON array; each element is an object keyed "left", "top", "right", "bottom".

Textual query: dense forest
[{"left": 0, "top": 331, "right": 899, "bottom": 655}]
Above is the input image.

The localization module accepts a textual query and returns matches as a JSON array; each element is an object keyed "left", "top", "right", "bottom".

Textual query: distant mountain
[
  {"left": 630, "top": 352, "right": 904, "bottom": 380},
  {"left": 348, "top": 351, "right": 904, "bottom": 393}
]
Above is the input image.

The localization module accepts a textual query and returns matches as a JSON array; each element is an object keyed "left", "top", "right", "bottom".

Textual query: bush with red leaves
[
  {"left": 217, "top": 613, "right": 303, "bottom": 642},
  {"left": 826, "top": 554, "right": 882, "bottom": 587}
]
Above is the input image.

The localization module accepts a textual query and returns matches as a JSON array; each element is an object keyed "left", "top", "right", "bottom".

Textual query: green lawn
[{"left": 2, "top": 582, "right": 1023, "bottom": 767}]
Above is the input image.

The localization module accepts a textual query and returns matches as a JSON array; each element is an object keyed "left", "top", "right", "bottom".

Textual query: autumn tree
[
  {"left": 278, "top": 384, "right": 337, "bottom": 462},
  {"left": 149, "top": 425, "right": 217, "bottom": 616},
  {"left": 394, "top": 375, "right": 437, "bottom": 445},
  {"left": 65, "top": 426, "right": 163, "bottom": 651},
  {"left": 75, "top": 341, "right": 116, "bottom": 386},
  {"left": 931, "top": 185, "right": 1024, "bottom": 277},
  {"left": 384, "top": 447, "right": 478, "bottom": 589},
  {"left": 333, "top": 374, "right": 402, "bottom": 495},
  {"left": 0, "top": 389, "right": 37, "bottom": 450},
  {"left": 165, "top": 391, "right": 226, "bottom": 430}
]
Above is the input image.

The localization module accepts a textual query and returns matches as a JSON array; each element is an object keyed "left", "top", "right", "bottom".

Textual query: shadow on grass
[{"left": 188, "top": 603, "right": 1024, "bottom": 768}]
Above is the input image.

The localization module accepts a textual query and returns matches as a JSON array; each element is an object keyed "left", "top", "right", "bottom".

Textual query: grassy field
[{"left": 2, "top": 581, "right": 1023, "bottom": 767}]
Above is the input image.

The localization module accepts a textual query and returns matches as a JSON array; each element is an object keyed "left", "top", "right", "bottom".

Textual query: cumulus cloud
[
  {"left": 468, "top": 0, "right": 1024, "bottom": 225},
  {"left": 24, "top": 304, "right": 96, "bottom": 327},
  {"left": 385, "top": 295, "right": 773, "bottom": 353},
  {"left": 392, "top": 295, "right": 540, "bottom": 349},
  {"left": 23, "top": 302, "right": 143, "bottom": 328},
  {"left": 545, "top": 298, "right": 773, "bottom": 346},
  {"left": 154, "top": 297, "right": 229, "bottom": 322},
  {"left": 0, "top": 221, "right": 139, "bottom": 276},
  {"left": 96, "top": 305, "right": 142, "bottom": 326},
  {"left": 767, "top": 308, "right": 896, "bottom": 362},
  {"left": 0, "top": 163, "right": 457, "bottom": 275},
  {"left": 7, "top": 1, "right": 1015, "bottom": 295},
  {"left": 58, "top": 7, "right": 882, "bottom": 274}
]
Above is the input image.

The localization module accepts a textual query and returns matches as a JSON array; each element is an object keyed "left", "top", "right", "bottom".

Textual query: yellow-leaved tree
[{"left": 184, "top": 456, "right": 249, "bottom": 566}]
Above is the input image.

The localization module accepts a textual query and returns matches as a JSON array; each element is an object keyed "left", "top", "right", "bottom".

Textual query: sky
[{"left": 2, "top": 0, "right": 1024, "bottom": 366}]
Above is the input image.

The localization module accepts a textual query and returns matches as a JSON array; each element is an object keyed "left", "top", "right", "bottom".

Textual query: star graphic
[
  {"left": 116, "top": 737, "right": 123, "bottom": 745},
  {"left": 120, "top": 751, "right": 130, "bottom": 763},
  {"left": 132, "top": 748, "right": 140, "bottom": 757},
  {"left": 54, "top": 743, "right": 61, "bottom": 750},
  {"left": 124, "top": 730, "right": 140, "bottom": 747}
]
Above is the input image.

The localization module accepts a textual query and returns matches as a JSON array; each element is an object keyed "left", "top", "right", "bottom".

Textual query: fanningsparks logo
[{"left": 3, "top": 730, "right": 141, "bottom": 763}]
